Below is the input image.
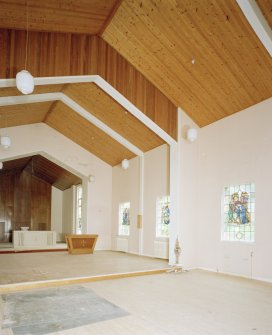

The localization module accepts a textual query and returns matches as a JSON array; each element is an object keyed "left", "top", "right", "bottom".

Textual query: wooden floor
[
  {"left": 0, "top": 250, "right": 169, "bottom": 292},
  {"left": 1, "top": 269, "right": 272, "bottom": 335}
]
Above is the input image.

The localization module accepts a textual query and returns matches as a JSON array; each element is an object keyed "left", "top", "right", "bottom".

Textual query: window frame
[
  {"left": 118, "top": 201, "right": 131, "bottom": 236},
  {"left": 156, "top": 195, "right": 170, "bottom": 238},
  {"left": 75, "top": 184, "right": 83, "bottom": 235},
  {"left": 221, "top": 183, "right": 255, "bottom": 243}
]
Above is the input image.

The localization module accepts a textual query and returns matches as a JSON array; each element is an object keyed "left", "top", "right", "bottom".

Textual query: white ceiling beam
[
  {"left": 61, "top": 94, "right": 143, "bottom": 157},
  {"left": 0, "top": 75, "right": 176, "bottom": 146},
  {"left": 236, "top": 0, "right": 272, "bottom": 57},
  {"left": 94, "top": 76, "right": 176, "bottom": 146},
  {"left": 0, "top": 93, "right": 62, "bottom": 106},
  {"left": 0, "top": 75, "right": 99, "bottom": 88},
  {"left": 0, "top": 93, "right": 143, "bottom": 157}
]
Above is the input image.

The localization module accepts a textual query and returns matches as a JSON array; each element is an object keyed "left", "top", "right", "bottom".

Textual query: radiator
[
  {"left": 154, "top": 240, "right": 169, "bottom": 259},
  {"left": 116, "top": 237, "right": 129, "bottom": 252}
]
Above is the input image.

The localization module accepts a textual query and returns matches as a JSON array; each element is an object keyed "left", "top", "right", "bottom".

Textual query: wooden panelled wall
[
  {"left": 0, "top": 169, "right": 51, "bottom": 242},
  {"left": 0, "top": 29, "right": 177, "bottom": 139}
]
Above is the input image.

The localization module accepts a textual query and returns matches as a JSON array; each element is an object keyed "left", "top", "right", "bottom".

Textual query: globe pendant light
[
  {"left": 16, "top": 70, "right": 34, "bottom": 95},
  {"left": 16, "top": 1, "right": 34, "bottom": 95}
]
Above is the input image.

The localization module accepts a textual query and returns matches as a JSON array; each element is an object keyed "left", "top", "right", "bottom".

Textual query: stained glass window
[
  {"left": 222, "top": 184, "right": 255, "bottom": 242},
  {"left": 156, "top": 196, "right": 170, "bottom": 238},
  {"left": 118, "top": 202, "right": 130, "bottom": 236},
  {"left": 76, "top": 185, "right": 82, "bottom": 234}
]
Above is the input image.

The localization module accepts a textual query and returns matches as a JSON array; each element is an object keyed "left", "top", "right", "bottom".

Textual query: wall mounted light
[
  {"left": 0, "top": 161, "right": 3, "bottom": 169},
  {"left": 88, "top": 174, "right": 95, "bottom": 183},
  {"left": 121, "top": 159, "right": 129, "bottom": 170},
  {"left": 186, "top": 128, "right": 198, "bottom": 142},
  {"left": 1, "top": 135, "right": 11, "bottom": 149}
]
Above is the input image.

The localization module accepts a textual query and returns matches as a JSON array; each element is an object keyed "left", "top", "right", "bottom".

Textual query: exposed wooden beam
[{"left": 236, "top": 0, "right": 272, "bottom": 56}]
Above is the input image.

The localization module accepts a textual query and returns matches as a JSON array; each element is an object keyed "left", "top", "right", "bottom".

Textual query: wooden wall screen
[{"left": 0, "top": 169, "right": 51, "bottom": 242}]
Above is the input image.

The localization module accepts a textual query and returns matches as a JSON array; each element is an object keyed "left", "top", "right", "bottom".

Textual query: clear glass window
[{"left": 76, "top": 185, "right": 83, "bottom": 234}]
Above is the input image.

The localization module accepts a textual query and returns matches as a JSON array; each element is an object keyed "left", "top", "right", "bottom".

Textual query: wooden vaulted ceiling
[
  {"left": 0, "top": 82, "right": 165, "bottom": 166},
  {"left": 0, "top": 155, "right": 81, "bottom": 190},
  {"left": 0, "top": 0, "right": 271, "bottom": 165},
  {"left": 0, "top": 0, "right": 121, "bottom": 34},
  {"left": 102, "top": 0, "right": 272, "bottom": 127}
]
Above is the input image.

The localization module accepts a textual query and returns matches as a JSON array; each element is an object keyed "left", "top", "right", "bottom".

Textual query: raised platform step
[
  {"left": 0, "top": 268, "right": 169, "bottom": 293},
  {"left": 0, "top": 248, "right": 67, "bottom": 254}
]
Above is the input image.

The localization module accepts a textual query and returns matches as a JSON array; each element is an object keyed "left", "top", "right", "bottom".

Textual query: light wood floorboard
[{"left": 2, "top": 270, "right": 272, "bottom": 335}]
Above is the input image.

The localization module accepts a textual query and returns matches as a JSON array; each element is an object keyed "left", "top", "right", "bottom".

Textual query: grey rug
[{"left": 2, "top": 285, "right": 129, "bottom": 335}]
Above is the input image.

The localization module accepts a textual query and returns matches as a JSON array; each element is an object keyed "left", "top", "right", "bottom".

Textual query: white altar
[{"left": 13, "top": 230, "right": 56, "bottom": 249}]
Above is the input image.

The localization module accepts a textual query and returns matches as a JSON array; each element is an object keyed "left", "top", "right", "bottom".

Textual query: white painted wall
[
  {"left": 197, "top": 98, "right": 272, "bottom": 282},
  {"left": 51, "top": 187, "right": 63, "bottom": 242},
  {"left": 87, "top": 165, "right": 112, "bottom": 250},
  {"left": 62, "top": 186, "right": 75, "bottom": 237},
  {"left": 112, "top": 156, "right": 140, "bottom": 254},
  {"left": 179, "top": 111, "right": 199, "bottom": 268},
  {"left": 112, "top": 145, "right": 169, "bottom": 257},
  {"left": 143, "top": 144, "right": 169, "bottom": 257},
  {"left": 0, "top": 123, "right": 112, "bottom": 250}
]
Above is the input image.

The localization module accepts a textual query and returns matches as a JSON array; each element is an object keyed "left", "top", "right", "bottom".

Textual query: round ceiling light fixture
[
  {"left": 186, "top": 128, "right": 198, "bottom": 142},
  {"left": 16, "top": 70, "right": 34, "bottom": 95},
  {"left": 88, "top": 174, "right": 96, "bottom": 183},
  {"left": 121, "top": 159, "right": 129, "bottom": 170},
  {"left": 1, "top": 135, "right": 11, "bottom": 149}
]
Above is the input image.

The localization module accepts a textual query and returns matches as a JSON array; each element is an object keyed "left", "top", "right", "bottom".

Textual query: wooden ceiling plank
[
  {"left": 32, "top": 155, "right": 81, "bottom": 190},
  {"left": 237, "top": 0, "right": 272, "bottom": 56},
  {"left": 102, "top": 0, "right": 232, "bottom": 123},
  {"left": 0, "top": 156, "right": 32, "bottom": 173},
  {"left": 99, "top": 0, "right": 124, "bottom": 36},
  {"left": 197, "top": 0, "right": 271, "bottom": 100},
  {"left": 0, "top": 30, "right": 177, "bottom": 138},
  {"left": 0, "top": 84, "right": 65, "bottom": 97},
  {"left": 0, "top": 102, "right": 54, "bottom": 128},
  {"left": 0, "top": 0, "right": 119, "bottom": 35},
  {"left": 62, "top": 83, "right": 165, "bottom": 152},
  {"left": 103, "top": 0, "right": 272, "bottom": 127},
  {"left": 0, "top": 154, "right": 81, "bottom": 190},
  {"left": 45, "top": 101, "right": 135, "bottom": 166},
  {"left": 256, "top": 0, "right": 272, "bottom": 28}
]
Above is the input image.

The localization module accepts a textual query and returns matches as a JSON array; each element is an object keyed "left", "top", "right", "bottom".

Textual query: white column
[
  {"left": 169, "top": 108, "right": 181, "bottom": 264},
  {"left": 138, "top": 154, "right": 144, "bottom": 255}
]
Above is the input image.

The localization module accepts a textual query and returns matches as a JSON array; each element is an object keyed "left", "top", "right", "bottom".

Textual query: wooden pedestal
[{"left": 65, "top": 234, "right": 98, "bottom": 254}]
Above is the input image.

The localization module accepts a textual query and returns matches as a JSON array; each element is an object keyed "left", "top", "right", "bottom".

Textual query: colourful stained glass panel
[
  {"left": 156, "top": 196, "right": 170, "bottom": 238},
  {"left": 118, "top": 202, "right": 130, "bottom": 236},
  {"left": 222, "top": 184, "right": 255, "bottom": 242}
]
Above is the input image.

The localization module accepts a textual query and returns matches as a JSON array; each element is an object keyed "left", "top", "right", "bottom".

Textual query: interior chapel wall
[
  {"left": 0, "top": 123, "right": 112, "bottom": 250},
  {"left": 178, "top": 110, "right": 199, "bottom": 268},
  {"left": 51, "top": 186, "right": 63, "bottom": 242},
  {"left": 196, "top": 97, "right": 272, "bottom": 282},
  {"left": 112, "top": 156, "right": 140, "bottom": 254},
  {"left": 112, "top": 144, "right": 169, "bottom": 257}
]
